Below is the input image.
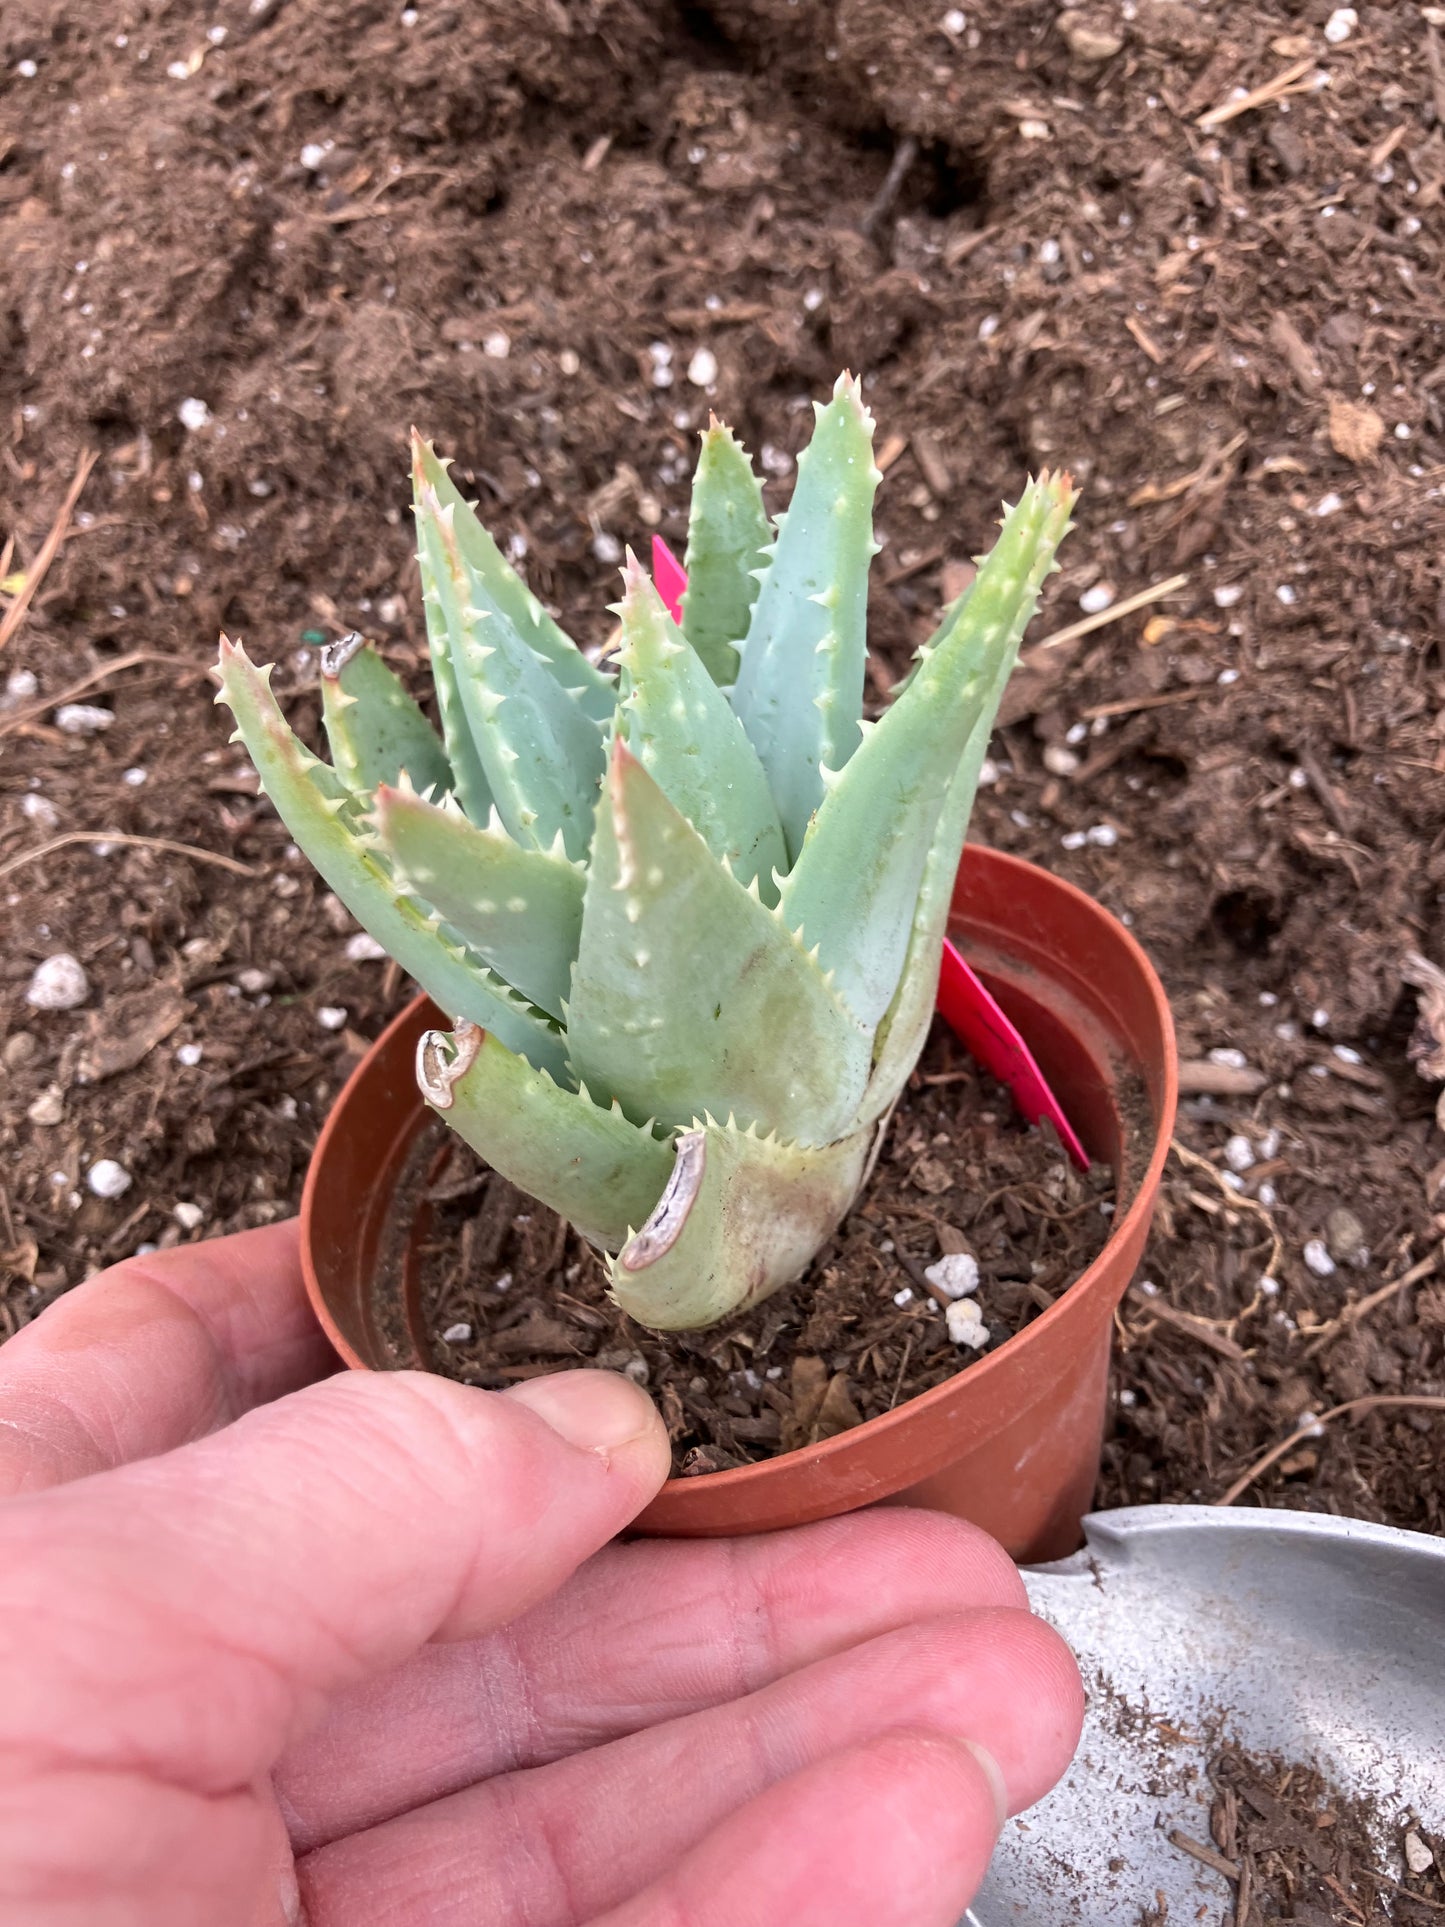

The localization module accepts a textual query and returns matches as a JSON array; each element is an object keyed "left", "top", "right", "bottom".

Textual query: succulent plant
[{"left": 217, "top": 375, "right": 1076, "bottom": 1331}]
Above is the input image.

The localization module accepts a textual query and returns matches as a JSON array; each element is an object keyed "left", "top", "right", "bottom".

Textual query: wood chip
[
  {"left": 1196, "top": 55, "right": 1320, "bottom": 129},
  {"left": 911, "top": 428, "right": 953, "bottom": 497},
  {"left": 1178, "top": 1058, "right": 1269, "bottom": 1096},
  {"left": 79, "top": 985, "right": 190, "bottom": 1081},
  {"left": 1328, "top": 395, "right": 1386, "bottom": 463},
  {"left": 1168, "top": 1828, "right": 1241, "bottom": 1881}
]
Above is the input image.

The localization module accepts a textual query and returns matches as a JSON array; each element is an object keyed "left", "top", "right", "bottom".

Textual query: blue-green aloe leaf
[
  {"left": 412, "top": 432, "right": 616, "bottom": 723},
  {"left": 371, "top": 781, "right": 583, "bottom": 1021},
  {"left": 416, "top": 482, "right": 606, "bottom": 861},
  {"left": 615, "top": 558, "right": 786, "bottom": 894},
  {"left": 680, "top": 419, "right": 772, "bottom": 685},
  {"left": 215, "top": 637, "right": 567, "bottom": 1081},
  {"left": 565, "top": 742, "right": 872, "bottom": 1142},
  {"left": 780, "top": 473, "right": 1079, "bottom": 1030},
  {"left": 729, "top": 372, "right": 882, "bottom": 859},
  {"left": 607, "top": 1114, "right": 873, "bottom": 1329},
  {"left": 862, "top": 484, "right": 1078, "bottom": 1122},
  {"left": 412, "top": 463, "right": 495, "bottom": 826},
  {"left": 320, "top": 633, "right": 452, "bottom": 802},
  {"left": 417, "top": 1020, "right": 672, "bottom": 1251}
]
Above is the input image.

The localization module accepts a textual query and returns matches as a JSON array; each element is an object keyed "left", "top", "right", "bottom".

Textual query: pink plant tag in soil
[
  {"left": 644, "top": 539, "right": 1089, "bottom": 1169},
  {"left": 651, "top": 534, "right": 689, "bottom": 622},
  {"left": 937, "top": 938, "right": 1090, "bottom": 1171}
]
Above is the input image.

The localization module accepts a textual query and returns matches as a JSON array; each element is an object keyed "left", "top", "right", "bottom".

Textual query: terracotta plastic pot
[{"left": 302, "top": 847, "right": 1176, "bottom": 1562}]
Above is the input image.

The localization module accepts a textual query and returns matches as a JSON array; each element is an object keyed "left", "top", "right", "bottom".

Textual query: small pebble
[
  {"left": 493, "top": 1270, "right": 513, "bottom": 1293},
  {"left": 176, "top": 1042, "right": 204, "bottom": 1066},
  {"left": 1311, "top": 1008, "right": 1330, "bottom": 1029},
  {"left": 21, "top": 792, "right": 60, "bottom": 829},
  {"left": 1259, "top": 1276, "right": 1280, "bottom": 1297},
  {"left": 87, "top": 1158, "right": 133, "bottom": 1200},
  {"left": 592, "top": 530, "right": 623, "bottom": 565},
  {"left": 1302, "top": 1239, "right": 1336, "bottom": 1278},
  {"left": 3, "top": 1032, "right": 38, "bottom": 1070},
  {"left": 1119, "top": 1389, "right": 1137, "bottom": 1407},
  {"left": 482, "top": 330, "right": 510, "bottom": 360},
  {"left": 1208, "top": 1047, "right": 1248, "bottom": 1070},
  {"left": 345, "top": 931, "right": 387, "bottom": 961},
  {"left": 1085, "top": 823, "right": 1118, "bottom": 848},
  {"left": 941, "top": 7, "right": 966, "bottom": 32},
  {"left": 27, "top": 1085, "right": 65, "bottom": 1127},
  {"left": 5, "top": 667, "right": 39, "bottom": 701},
  {"left": 1042, "top": 744, "right": 1080, "bottom": 777},
  {"left": 1275, "top": 584, "right": 1298, "bottom": 606},
  {"left": 122, "top": 766, "right": 147, "bottom": 787},
  {"left": 441, "top": 1322, "right": 473, "bottom": 1344},
  {"left": 1332, "top": 1044, "right": 1362, "bottom": 1065},
  {"left": 1257, "top": 1183, "right": 1278, "bottom": 1207},
  {"left": 1404, "top": 1833, "right": 1435, "bottom": 1876},
  {"left": 317, "top": 1006, "right": 348, "bottom": 1030},
  {"left": 26, "top": 953, "right": 89, "bottom": 1010},
  {"left": 1323, "top": 7, "right": 1357, "bottom": 42},
  {"left": 1079, "top": 582, "right": 1116, "bottom": 616},
  {"left": 178, "top": 397, "right": 212, "bottom": 431},
  {"left": 623, "top": 1356, "right": 650, "bottom": 1386},
  {"left": 1224, "top": 1134, "right": 1255, "bottom": 1173},
  {"left": 924, "top": 1252, "right": 980, "bottom": 1299},
  {"left": 173, "top": 1201, "right": 205, "bottom": 1231},
  {"left": 892, "top": 1286, "right": 914, "bottom": 1307},
  {"left": 977, "top": 757, "right": 999, "bottom": 786},
  {"left": 687, "top": 347, "right": 718, "bottom": 387},
  {"left": 1212, "top": 584, "right": 1244, "bottom": 608},
  {"left": 299, "top": 141, "right": 328, "bottom": 169},
  {"left": 945, "top": 1298, "right": 989, "bottom": 1348},
  {"left": 1324, "top": 1206, "right": 1368, "bottom": 1265},
  {"left": 236, "top": 966, "right": 273, "bottom": 993},
  {"left": 54, "top": 703, "right": 114, "bottom": 735}
]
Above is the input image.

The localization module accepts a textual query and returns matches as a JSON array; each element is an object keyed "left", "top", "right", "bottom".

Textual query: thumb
[{"left": 0, "top": 1368, "right": 669, "bottom": 1795}]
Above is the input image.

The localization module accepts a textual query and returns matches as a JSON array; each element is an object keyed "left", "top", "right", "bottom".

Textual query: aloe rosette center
[{"left": 217, "top": 375, "right": 1076, "bottom": 1332}]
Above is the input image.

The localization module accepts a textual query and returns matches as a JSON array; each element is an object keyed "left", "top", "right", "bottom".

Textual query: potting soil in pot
[{"left": 385, "top": 1021, "right": 1117, "bottom": 1475}]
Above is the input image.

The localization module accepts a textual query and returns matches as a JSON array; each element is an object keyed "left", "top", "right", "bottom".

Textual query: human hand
[{"left": 0, "top": 1221, "right": 1082, "bottom": 1927}]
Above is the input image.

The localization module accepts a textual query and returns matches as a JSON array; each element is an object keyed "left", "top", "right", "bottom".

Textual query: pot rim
[{"left": 301, "top": 847, "right": 1177, "bottom": 1489}]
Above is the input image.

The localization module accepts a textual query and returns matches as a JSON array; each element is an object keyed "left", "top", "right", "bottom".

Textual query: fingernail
[
  {"left": 506, "top": 1369, "right": 658, "bottom": 1453},
  {"left": 959, "top": 1739, "right": 1009, "bottom": 1831}
]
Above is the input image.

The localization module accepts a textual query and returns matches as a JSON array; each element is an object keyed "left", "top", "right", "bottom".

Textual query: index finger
[{"left": 0, "top": 1220, "right": 336, "bottom": 1495}]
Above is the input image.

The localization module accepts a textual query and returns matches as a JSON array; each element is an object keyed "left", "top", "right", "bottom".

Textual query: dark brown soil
[
  {"left": 4, "top": 0, "right": 1445, "bottom": 1527},
  {"left": 405, "top": 1024, "right": 1115, "bottom": 1474},
  {"left": 1195, "top": 1743, "right": 1445, "bottom": 1925}
]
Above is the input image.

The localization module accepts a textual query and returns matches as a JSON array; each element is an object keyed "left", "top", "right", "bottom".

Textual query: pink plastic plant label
[
  {"left": 936, "top": 939, "right": 1090, "bottom": 1171},
  {"left": 651, "top": 534, "right": 688, "bottom": 622},
  {"left": 643, "top": 540, "right": 1089, "bottom": 1168}
]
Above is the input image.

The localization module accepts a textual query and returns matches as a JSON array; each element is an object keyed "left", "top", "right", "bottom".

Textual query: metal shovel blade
[{"left": 966, "top": 1505, "right": 1445, "bottom": 1925}]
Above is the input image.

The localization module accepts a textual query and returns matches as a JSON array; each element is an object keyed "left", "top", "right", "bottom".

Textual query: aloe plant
[{"left": 217, "top": 375, "right": 1076, "bottom": 1330}]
